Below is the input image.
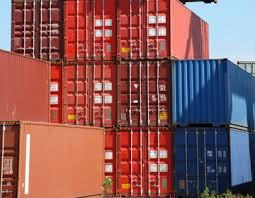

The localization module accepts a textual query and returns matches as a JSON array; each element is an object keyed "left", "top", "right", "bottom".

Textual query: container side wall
[
  {"left": 172, "top": 59, "right": 226, "bottom": 126},
  {"left": 230, "top": 129, "right": 252, "bottom": 186},
  {"left": 0, "top": 50, "right": 49, "bottom": 122},
  {"left": 17, "top": 123, "right": 104, "bottom": 198},
  {"left": 171, "top": 0, "right": 209, "bottom": 59}
]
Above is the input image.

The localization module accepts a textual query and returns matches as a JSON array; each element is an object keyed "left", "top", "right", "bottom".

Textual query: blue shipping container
[
  {"left": 172, "top": 59, "right": 255, "bottom": 128},
  {"left": 174, "top": 127, "right": 255, "bottom": 197},
  {"left": 174, "top": 127, "right": 230, "bottom": 197}
]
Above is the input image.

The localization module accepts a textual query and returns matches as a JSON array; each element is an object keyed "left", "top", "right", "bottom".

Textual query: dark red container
[
  {"left": 11, "top": 0, "right": 64, "bottom": 60},
  {"left": 12, "top": 0, "right": 209, "bottom": 61},
  {"left": 105, "top": 128, "right": 174, "bottom": 197},
  {"left": 50, "top": 60, "right": 171, "bottom": 127},
  {"left": 0, "top": 121, "right": 104, "bottom": 198},
  {"left": 0, "top": 50, "right": 49, "bottom": 122}
]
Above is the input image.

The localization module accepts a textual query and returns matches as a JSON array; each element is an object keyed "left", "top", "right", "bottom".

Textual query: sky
[{"left": 0, "top": 1, "right": 254, "bottom": 63}]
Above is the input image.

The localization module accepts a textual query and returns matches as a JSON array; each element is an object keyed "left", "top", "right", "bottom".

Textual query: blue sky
[{"left": 0, "top": 1, "right": 254, "bottom": 62}]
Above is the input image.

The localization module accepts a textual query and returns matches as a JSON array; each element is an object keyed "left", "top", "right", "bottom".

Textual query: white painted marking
[{"left": 24, "top": 134, "right": 31, "bottom": 195}]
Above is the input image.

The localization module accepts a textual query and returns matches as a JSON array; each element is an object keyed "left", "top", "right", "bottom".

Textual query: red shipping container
[
  {"left": 105, "top": 129, "right": 173, "bottom": 197},
  {"left": 50, "top": 60, "right": 117, "bottom": 126},
  {"left": 11, "top": 0, "right": 209, "bottom": 61},
  {"left": 0, "top": 50, "right": 49, "bottom": 122},
  {"left": 0, "top": 121, "right": 104, "bottom": 198},
  {"left": 11, "top": 0, "right": 64, "bottom": 60},
  {"left": 64, "top": 0, "right": 209, "bottom": 60},
  {"left": 50, "top": 60, "right": 171, "bottom": 127}
]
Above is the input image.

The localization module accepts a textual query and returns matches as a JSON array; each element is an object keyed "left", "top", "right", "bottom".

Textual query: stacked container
[
  {"left": 172, "top": 59, "right": 255, "bottom": 196},
  {"left": 11, "top": 0, "right": 210, "bottom": 197},
  {"left": 237, "top": 61, "right": 255, "bottom": 77}
]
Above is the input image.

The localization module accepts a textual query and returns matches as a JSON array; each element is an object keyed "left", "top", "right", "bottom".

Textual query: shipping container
[
  {"left": 0, "top": 49, "right": 49, "bottom": 122},
  {"left": 11, "top": 0, "right": 64, "bottom": 60},
  {"left": 12, "top": 0, "right": 209, "bottom": 61},
  {"left": 105, "top": 129, "right": 174, "bottom": 197},
  {"left": 64, "top": 0, "right": 209, "bottom": 60},
  {"left": 172, "top": 59, "right": 255, "bottom": 128},
  {"left": 50, "top": 60, "right": 171, "bottom": 127},
  {"left": 174, "top": 126, "right": 255, "bottom": 197},
  {"left": 237, "top": 61, "right": 255, "bottom": 77},
  {"left": 0, "top": 121, "right": 104, "bottom": 198}
]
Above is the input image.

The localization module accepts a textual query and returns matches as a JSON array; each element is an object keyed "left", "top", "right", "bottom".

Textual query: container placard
[
  {"left": 105, "top": 151, "right": 113, "bottom": 160},
  {"left": 105, "top": 164, "right": 113, "bottom": 173},
  {"left": 50, "top": 82, "right": 58, "bottom": 92}
]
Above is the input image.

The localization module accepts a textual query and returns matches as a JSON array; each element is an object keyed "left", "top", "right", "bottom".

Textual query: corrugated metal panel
[
  {"left": 237, "top": 61, "right": 255, "bottom": 77},
  {"left": 230, "top": 129, "right": 253, "bottom": 186},
  {"left": 0, "top": 121, "right": 104, "bottom": 198},
  {"left": 105, "top": 129, "right": 174, "bottom": 197},
  {"left": 174, "top": 127, "right": 230, "bottom": 197},
  {"left": 172, "top": 59, "right": 255, "bottom": 128},
  {"left": 0, "top": 49, "right": 49, "bottom": 122}
]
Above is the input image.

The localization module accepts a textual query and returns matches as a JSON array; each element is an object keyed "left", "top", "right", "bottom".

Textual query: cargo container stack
[
  {"left": 11, "top": 0, "right": 210, "bottom": 197},
  {"left": 237, "top": 61, "right": 255, "bottom": 77},
  {"left": 172, "top": 59, "right": 255, "bottom": 197}
]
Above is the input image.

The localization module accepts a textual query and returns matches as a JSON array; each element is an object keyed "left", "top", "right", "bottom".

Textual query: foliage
[
  {"left": 200, "top": 187, "right": 253, "bottom": 198},
  {"left": 102, "top": 176, "right": 113, "bottom": 194}
]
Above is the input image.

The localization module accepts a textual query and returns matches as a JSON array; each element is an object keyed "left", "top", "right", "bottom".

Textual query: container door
[
  {"left": 0, "top": 125, "right": 19, "bottom": 198},
  {"left": 146, "top": 0, "right": 170, "bottom": 59},
  {"left": 64, "top": 0, "right": 90, "bottom": 61},
  {"left": 93, "top": 0, "right": 116, "bottom": 60},
  {"left": 118, "top": 61, "right": 170, "bottom": 127},
  {"left": 12, "top": 0, "right": 63, "bottom": 60},
  {"left": 107, "top": 130, "right": 173, "bottom": 197},
  {"left": 174, "top": 128, "right": 230, "bottom": 197}
]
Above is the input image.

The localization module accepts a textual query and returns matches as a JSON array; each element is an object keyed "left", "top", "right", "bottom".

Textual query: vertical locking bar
[
  {"left": 129, "top": 61, "right": 132, "bottom": 126},
  {"left": 49, "top": 0, "right": 52, "bottom": 60},
  {"left": 102, "top": 0, "right": 105, "bottom": 126},
  {"left": 146, "top": 0, "right": 150, "bottom": 126},
  {"left": 196, "top": 128, "right": 199, "bottom": 195},
  {"left": 156, "top": 0, "right": 160, "bottom": 127},
  {"left": 204, "top": 129, "right": 207, "bottom": 189},
  {"left": 40, "top": 0, "right": 43, "bottom": 59},
  {"left": 215, "top": 129, "right": 219, "bottom": 194},
  {"left": 0, "top": 123, "right": 5, "bottom": 197},
  {"left": 140, "top": 128, "right": 143, "bottom": 195},
  {"left": 148, "top": 128, "right": 151, "bottom": 196},
  {"left": 185, "top": 129, "right": 188, "bottom": 196},
  {"left": 130, "top": 128, "right": 133, "bottom": 195},
  {"left": 32, "top": 1, "right": 36, "bottom": 58},
  {"left": 92, "top": 0, "right": 96, "bottom": 125},
  {"left": 23, "top": 0, "right": 27, "bottom": 55},
  {"left": 85, "top": 0, "right": 88, "bottom": 125},
  {"left": 157, "top": 129, "right": 161, "bottom": 196},
  {"left": 129, "top": 0, "right": 133, "bottom": 59},
  {"left": 75, "top": 0, "right": 80, "bottom": 125},
  {"left": 138, "top": 0, "right": 142, "bottom": 126}
]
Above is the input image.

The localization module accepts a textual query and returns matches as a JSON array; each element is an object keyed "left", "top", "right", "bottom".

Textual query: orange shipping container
[
  {"left": 0, "top": 49, "right": 49, "bottom": 122},
  {"left": 0, "top": 121, "right": 104, "bottom": 198}
]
